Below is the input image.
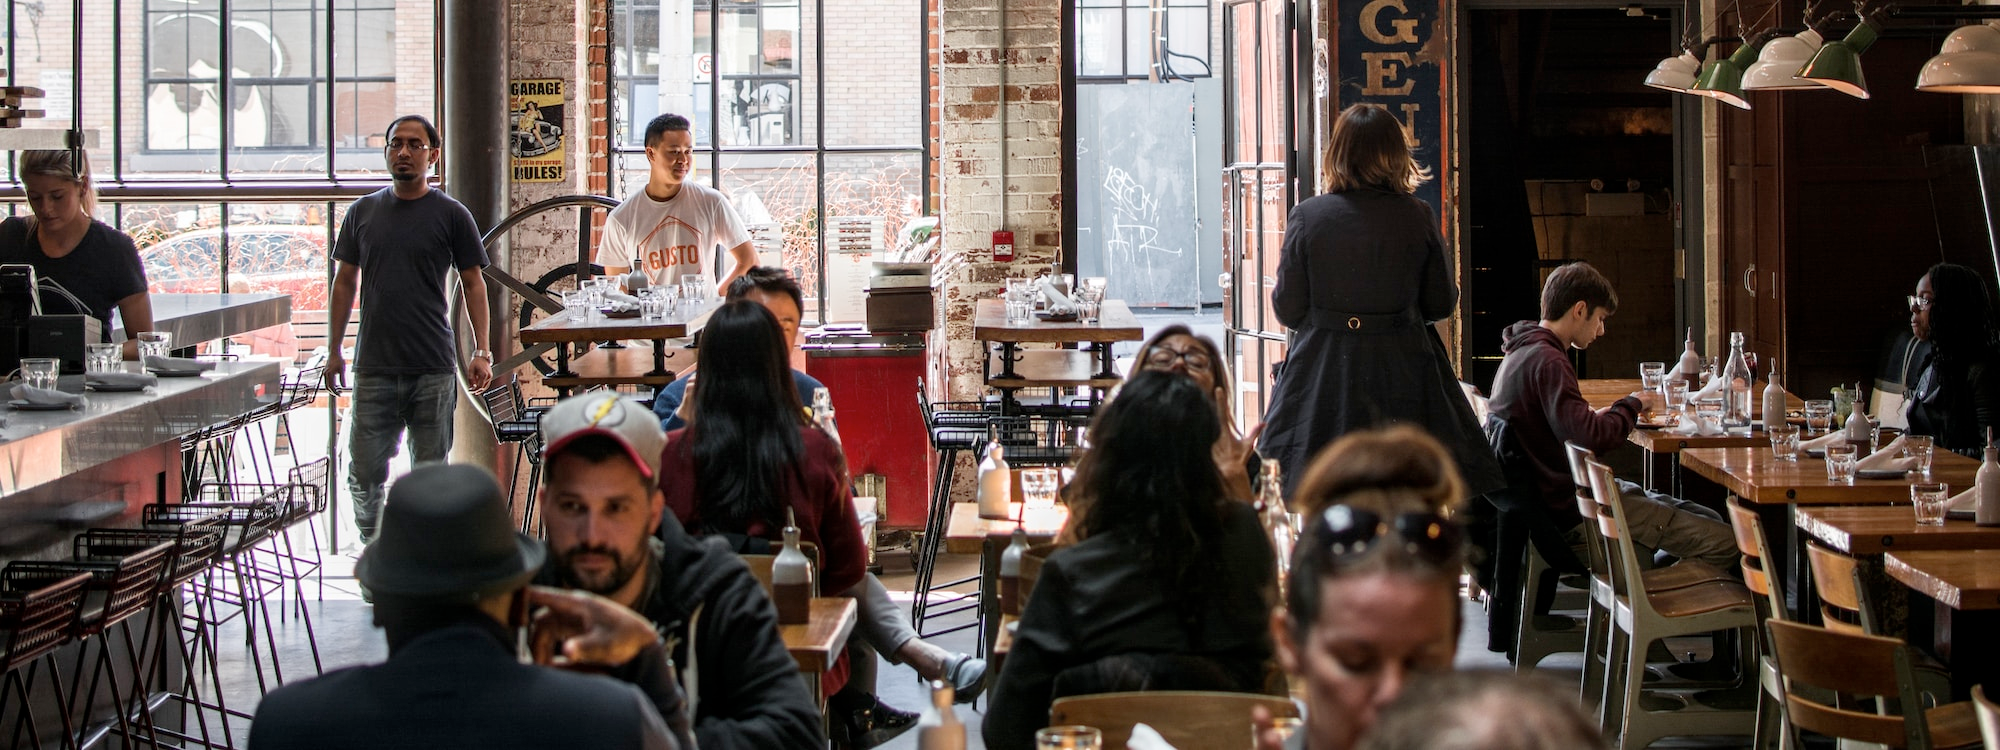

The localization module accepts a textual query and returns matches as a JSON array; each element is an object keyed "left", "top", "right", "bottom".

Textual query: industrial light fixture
[
  {"left": 1742, "top": 30, "right": 1826, "bottom": 90},
  {"left": 1798, "top": 19, "right": 1880, "bottom": 98},
  {"left": 1692, "top": 42, "right": 1764, "bottom": 108},
  {"left": 1916, "top": 21, "right": 2000, "bottom": 93},
  {"left": 1645, "top": 51, "right": 1705, "bottom": 92}
]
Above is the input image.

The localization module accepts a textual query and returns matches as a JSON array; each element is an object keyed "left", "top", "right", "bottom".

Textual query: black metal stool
[
  {"left": 912, "top": 380, "right": 996, "bottom": 637},
  {"left": 76, "top": 518, "right": 231, "bottom": 749},
  {"left": 0, "top": 571, "right": 90, "bottom": 750},
  {"left": 481, "top": 375, "right": 545, "bottom": 532},
  {"left": 8, "top": 540, "right": 174, "bottom": 750}
]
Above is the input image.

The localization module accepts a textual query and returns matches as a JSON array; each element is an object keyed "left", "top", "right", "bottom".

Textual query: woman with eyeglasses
[
  {"left": 1257, "top": 103, "right": 1502, "bottom": 502},
  {"left": 1904, "top": 262, "right": 2000, "bottom": 457},
  {"left": 0, "top": 149, "right": 155, "bottom": 358},
  {"left": 1131, "top": 325, "right": 1263, "bottom": 500},
  {"left": 1257, "top": 425, "right": 1466, "bottom": 750},
  {"left": 983, "top": 370, "right": 1279, "bottom": 750}
]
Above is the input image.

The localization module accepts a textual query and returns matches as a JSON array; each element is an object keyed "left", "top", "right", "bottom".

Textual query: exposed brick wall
[{"left": 936, "top": 0, "right": 1064, "bottom": 402}]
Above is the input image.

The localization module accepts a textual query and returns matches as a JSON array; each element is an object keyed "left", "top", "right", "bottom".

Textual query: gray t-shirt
[{"left": 333, "top": 187, "right": 489, "bottom": 374}]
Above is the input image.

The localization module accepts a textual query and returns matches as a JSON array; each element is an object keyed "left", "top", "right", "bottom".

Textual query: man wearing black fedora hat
[{"left": 248, "top": 463, "right": 692, "bottom": 750}]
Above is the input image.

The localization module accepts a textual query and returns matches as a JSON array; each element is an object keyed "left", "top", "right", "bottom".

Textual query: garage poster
[{"left": 510, "top": 78, "right": 565, "bottom": 183}]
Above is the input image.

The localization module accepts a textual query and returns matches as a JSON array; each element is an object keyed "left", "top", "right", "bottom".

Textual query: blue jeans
[{"left": 347, "top": 372, "right": 457, "bottom": 543}]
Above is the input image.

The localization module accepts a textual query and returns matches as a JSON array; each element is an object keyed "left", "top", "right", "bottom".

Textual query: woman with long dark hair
[
  {"left": 1905, "top": 262, "right": 2000, "bottom": 456},
  {"left": 983, "top": 370, "right": 1278, "bottom": 750},
  {"left": 1129, "top": 325, "right": 1262, "bottom": 500},
  {"left": 1258, "top": 103, "right": 1502, "bottom": 500}
]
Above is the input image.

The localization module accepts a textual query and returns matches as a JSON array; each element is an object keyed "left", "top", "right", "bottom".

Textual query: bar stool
[
  {"left": 236, "top": 361, "right": 329, "bottom": 488},
  {"left": 481, "top": 375, "right": 544, "bottom": 532},
  {"left": 912, "top": 380, "right": 994, "bottom": 636},
  {"left": 147, "top": 495, "right": 291, "bottom": 698},
  {"left": 8, "top": 540, "right": 173, "bottom": 750},
  {"left": 73, "top": 519, "right": 230, "bottom": 750},
  {"left": 0, "top": 571, "right": 90, "bottom": 750}
]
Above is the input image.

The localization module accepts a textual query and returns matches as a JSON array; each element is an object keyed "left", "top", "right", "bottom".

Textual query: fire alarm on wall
[{"left": 992, "top": 230, "right": 1015, "bottom": 262}]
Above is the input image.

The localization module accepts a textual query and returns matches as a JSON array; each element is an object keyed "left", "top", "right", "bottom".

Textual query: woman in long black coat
[{"left": 1257, "top": 102, "right": 1503, "bottom": 500}]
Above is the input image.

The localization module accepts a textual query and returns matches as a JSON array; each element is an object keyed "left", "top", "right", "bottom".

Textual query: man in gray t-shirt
[{"left": 326, "top": 114, "right": 493, "bottom": 545}]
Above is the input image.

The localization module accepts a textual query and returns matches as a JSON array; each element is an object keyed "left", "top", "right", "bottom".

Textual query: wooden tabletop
[
  {"left": 988, "top": 349, "right": 1123, "bottom": 389},
  {"left": 1679, "top": 447, "right": 1980, "bottom": 506},
  {"left": 973, "top": 298, "right": 1143, "bottom": 344},
  {"left": 1628, "top": 428, "right": 1780, "bottom": 454},
  {"left": 780, "top": 597, "right": 857, "bottom": 672},
  {"left": 1797, "top": 505, "right": 2000, "bottom": 554},
  {"left": 518, "top": 301, "right": 715, "bottom": 344},
  {"left": 1581, "top": 378, "right": 1807, "bottom": 412},
  {"left": 1886, "top": 549, "right": 2000, "bottom": 610},
  {"left": 944, "top": 501, "right": 1068, "bottom": 555}
]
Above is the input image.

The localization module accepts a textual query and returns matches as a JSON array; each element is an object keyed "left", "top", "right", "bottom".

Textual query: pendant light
[
  {"left": 1693, "top": 42, "right": 1763, "bottom": 108},
  {"left": 1916, "top": 22, "right": 2000, "bottom": 93},
  {"left": 1742, "top": 30, "right": 1826, "bottom": 90},
  {"left": 1645, "top": 51, "right": 1705, "bottom": 92},
  {"left": 1798, "top": 20, "right": 1880, "bottom": 98}
]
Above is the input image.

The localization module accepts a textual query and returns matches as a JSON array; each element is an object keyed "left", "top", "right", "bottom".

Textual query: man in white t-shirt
[{"left": 597, "top": 113, "right": 757, "bottom": 292}]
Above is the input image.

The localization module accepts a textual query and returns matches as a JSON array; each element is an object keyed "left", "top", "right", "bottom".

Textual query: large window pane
[
  {"left": 719, "top": 152, "right": 818, "bottom": 307},
  {"left": 825, "top": 1, "right": 920, "bottom": 147}
]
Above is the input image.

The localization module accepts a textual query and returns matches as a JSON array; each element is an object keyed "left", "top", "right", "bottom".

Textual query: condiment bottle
[
  {"left": 772, "top": 509, "right": 812, "bottom": 625},
  {"left": 977, "top": 432, "right": 1012, "bottom": 520},
  {"left": 999, "top": 526, "right": 1029, "bottom": 616},
  {"left": 1845, "top": 386, "right": 1874, "bottom": 449},
  {"left": 811, "top": 387, "right": 840, "bottom": 445},
  {"left": 914, "top": 680, "right": 965, "bottom": 750},
  {"left": 1761, "top": 357, "right": 1787, "bottom": 432},
  {"left": 621, "top": 261, "right": 650, "bottom": 295},
  {"left": 1672, "top": 328, "right": 1703, "bottom": 386},
  {"left": 1979, "top": 430, "right": 2000, "bottom": 526},
  {"left": 1256, "top": 458, "right": 1293, "bottom": 579}
]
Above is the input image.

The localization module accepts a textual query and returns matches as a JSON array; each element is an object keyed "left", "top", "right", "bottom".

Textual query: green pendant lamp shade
[
  {"left": 1743, "top": 30, "right": 1826, "bottom": 90},
  {"left": 1645, "top": 52, "right": 1704, "bottom": 92},
  {"left": 1693, "top": 42, "right": 1763, "bottom": 109},
  {"left": 1798, "top": 21, "right": 1879, "bottom": 98},
  {"left": 1916, "top": 23, "right": 2000, "bottom": 94}
]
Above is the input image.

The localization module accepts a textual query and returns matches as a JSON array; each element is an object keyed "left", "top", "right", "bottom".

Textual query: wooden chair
[
  {"left": 1724, "top": 497, "right": 1801, "bottom": 750},
  {"left": 1804, "top": 542, "right": 1952, "bottom": 708},
  {"left": 1048, "top": 690, "right": 1298, "bottom": 750},
  {"left": 1587, "top": 458, "right": 1759, "bottom": 749},
  {"left": 1974, "top": 684, "right": 1999, "bottom": 747},
  {"left": 1766, "top": 619, "right": 1982, "bottom": 749}
]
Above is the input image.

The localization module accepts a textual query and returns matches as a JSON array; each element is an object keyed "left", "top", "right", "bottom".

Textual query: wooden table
[
  {"left": 780, "top": 596, "right": 857, "bottom": 714},
  {"left": 516, "top": 302, "right": 714, "bottom": 395},
  {"left": 1582, "top": 377, "right": 1807, "bottom": 412},
  {"left": 945, "top": 501, "right": 1067, "bottom": 656},
  {"left": 1680, "top": 447, "right": 1978, "bottom": 506},
  {"left": 1797, "top": 506, "right": 2000, "bottom": 555},
  {"left": 1886, "top": 549, "right": 2000, "bottom": 698},
  {"left": 974, "top": 298, "right": 1142, "bottom": 414},
  {"left": 1582, "top": 378, "right": 1803, "bottom": 492}
]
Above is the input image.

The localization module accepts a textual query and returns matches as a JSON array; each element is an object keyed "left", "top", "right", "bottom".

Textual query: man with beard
[
  {"left": 534, "top": 391, "right": 822, "bottom": 749},
  {"left": 325, "top": 114, "right": 494, "bottom": 545}
]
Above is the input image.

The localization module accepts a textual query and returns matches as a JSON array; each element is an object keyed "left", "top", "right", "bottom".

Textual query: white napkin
[
  {"left": 144, "top": 355, "right": 217, "bottom": 372},
  {"left": 1801, "top": 430, "right": 1849, "bottom": 451},
  {"left": 1854, "top": 448, "right": 1918, "bottom": 473},
  {"left": 1126, "top": 723, "right": 1178, "bottom": 750},
  {"left": 1948, "top": 484, "right": 1979, "bottom": 512},
  {"left": 10, "top": 384, "right": 83, "bottom": 406},
  {"left": 84, "top": 371, "right": 158, "bottom": 387},
  {"left": 1673, "top": 412, "right": 1723, "bottom": 436},
  {"left": 1038, "top": 277, "right": 1079, "bottom": 313},
  {"left": 604, "top": 290, "right": 643, "bottom": 306},
  {"left": 1690, "top": 374, "right": 1726, "bottom": 402}
]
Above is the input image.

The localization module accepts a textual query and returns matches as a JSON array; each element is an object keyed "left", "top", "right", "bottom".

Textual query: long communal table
[
  {"left": 112, "top": 293, "right": 293, "bottom": 354},
  {"left": 516, "top": 301, "right": 715, "bottom": 396}
]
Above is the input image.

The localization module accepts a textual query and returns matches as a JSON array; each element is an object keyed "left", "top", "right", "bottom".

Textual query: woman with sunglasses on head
[
  {"left": 983, "top": 370, "right": 1280, "bottom": 750},
  {"left": 1257, "top": 425, "right": 1466, "bottom": 750},
  {"left": 1130, "top": 325, "right": 1263, "bottom": 500},
  {"left": 1904, "top": 262, "right": 2000, "bottom": 457}
]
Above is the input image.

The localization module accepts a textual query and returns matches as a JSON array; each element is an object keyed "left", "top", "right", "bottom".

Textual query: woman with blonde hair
[
  {"left": 0, "top": 149, "right": 154, "bottom": 357},
  {"left": 1257, "top": 102, "right": 1501, "bottom": 501}
]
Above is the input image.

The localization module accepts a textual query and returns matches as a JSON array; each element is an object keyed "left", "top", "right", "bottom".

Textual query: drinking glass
[
  {"left": 681, "top": 274, "right": 708, "bottom": 304},
  {"left": 1665, "top": 379, "right": 1690, "bottom": 419},
  {"left": 1825, "top": 443, "right": 1859, "bottom": 485},
  {"left": 562, "top": 289, "right": 591, "bottom": 319},
  {"left": 1695, "top": 397, "right": 1724, "bottom": 431},
  {"left": 1768, "top": 424, "right": 1801, "bottom": 462},
  {"left": 1080, "top": 276, "right": 1107, "bottom": 299},
  {"left": 1021, "top": 468, "right": 1060, "bottom": 512},
  {"left": 638, "top": 289, "right": 667, "bottom": 320},
  {"left": 19, "top": 357, "right": 58, "bottom": 390},
  {"left": 1639, "top": 361, "right": 1666, "bottom": 392},
  {"left": 137, "top": 331, "right": 173, "bottom": 360},
  {"left": 1904, "top": 434, "right": 1935, "bottom": 479},
  {"left": 1804, "top": 399, "right": 1835, "bottom": 435},
  {"left": 1035, "top": 726, "right": 1102, "bottom": 750},
  {"left": 580, "top": 278, "right": 606, "bottom": 308},
  {"left": 1912, "top": 482, "right": 1950, "bottom": 526},
  {"left": 86, "top": 343, "right": 122, "bottom": 374}
]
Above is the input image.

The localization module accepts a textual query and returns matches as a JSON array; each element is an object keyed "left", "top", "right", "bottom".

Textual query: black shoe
[
  {"left": 942, "top": 653, "right": 987, "bottom": 704},
  {"left": 831, "top": 695, "right": 917, "bottom": 749}
]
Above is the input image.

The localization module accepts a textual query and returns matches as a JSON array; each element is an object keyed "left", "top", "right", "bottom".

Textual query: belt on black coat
[{"left": 1305, "top": 308, "right": 1421, "bottom": 333}]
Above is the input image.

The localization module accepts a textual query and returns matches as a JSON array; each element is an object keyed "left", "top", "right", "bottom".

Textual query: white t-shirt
[{"left": 595, "top": 181, "right": 752, "bottom": 288}]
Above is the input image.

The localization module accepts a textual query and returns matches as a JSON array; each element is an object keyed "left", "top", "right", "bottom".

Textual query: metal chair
[
  {"left": 1974, "top": 684, "right": 1999, "bottom": 747},
  {"left": 7, "top": 540, "right": 174, "bottom": 749},
  {"left": 481, "top": 375, "right": 545, "bottom": 532},
  {"left": 73, "top": 518, "right": 231, "bottom": 750},
  {"left": 0, "top": 572, "right": 90, "bottom": 750},
  {"left": 912, "top": 379, "right": 994, "bottom": 637},
  {"left": 146, "top": 494, "right": 292, "bottom": 698}
]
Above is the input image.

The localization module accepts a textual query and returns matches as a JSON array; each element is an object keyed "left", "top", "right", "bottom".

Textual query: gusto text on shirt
[{"left": 639, "top": 245, "right": 701, "bottom": 270}]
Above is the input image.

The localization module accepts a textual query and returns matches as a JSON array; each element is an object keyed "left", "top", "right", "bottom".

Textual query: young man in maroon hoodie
[{"left": 1487, "top": 262, "right": 1736, "bottom": 572}]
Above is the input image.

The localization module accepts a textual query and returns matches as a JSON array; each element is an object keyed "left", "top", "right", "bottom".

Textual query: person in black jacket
[
  {"left": 983, "top": 371, "right": 1278, "bottom": 750},
  {"left": 249, "top": 464, "right": 691, "bottom": 750},
  {"left": 533, "top": 391, "right": 823, "bottom": 749},
  {"left": 1904, "top": 262, "right": 2000, "bottom": 457}
]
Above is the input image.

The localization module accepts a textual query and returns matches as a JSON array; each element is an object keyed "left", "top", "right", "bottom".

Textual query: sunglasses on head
[{"left": 1313, "top": 505, "right": 1462, "bottom": 565}]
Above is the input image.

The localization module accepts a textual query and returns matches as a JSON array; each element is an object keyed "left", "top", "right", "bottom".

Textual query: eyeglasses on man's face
[{"left": 386, "top": 140, "right": 436, "bottom": 154}]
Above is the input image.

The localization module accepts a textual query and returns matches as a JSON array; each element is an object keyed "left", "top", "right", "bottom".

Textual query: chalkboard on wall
[{"left": 1077, "top": 81, "right": 1211, "bottom": 309}]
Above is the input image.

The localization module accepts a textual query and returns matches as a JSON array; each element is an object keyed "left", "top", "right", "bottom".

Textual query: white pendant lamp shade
[
  {"left": 1917, "top": 23, "right": 2000, "bottom": 93},
  {"left": 1645, "top": 52, "right": 1703, "bottom": 92},
  {"left": 1742, "top": 30, "right": 1826, "bottom": 90}
]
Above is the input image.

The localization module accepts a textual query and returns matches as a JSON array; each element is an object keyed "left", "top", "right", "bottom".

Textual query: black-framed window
[{"left": 1075, "top": 0, "right": 1212, "bottom": 80}]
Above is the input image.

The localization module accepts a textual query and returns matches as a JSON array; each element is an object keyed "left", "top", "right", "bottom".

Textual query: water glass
[
  {"left": 638, "top": 290, "right": 667, "bottom": 320},
  {"left": 1639, "top": 361, "right": 1666, "bottom": 393},
  {"left": 1021, "top": 468, "right": 1060, "bottom": 512},
  {"left": 1664, "top": 379, "right": 1690, "bottom": 418},
  {"left": 681, "top": 274, "right": 708, "bottom": 304},
  {"left": 580, "top": 278, "right": 606, "bottom": 308},
  {"left": 562, "top": 289, "right": 592, "bottom": 320},
  {"left": 1035, "top": 726, "right": 1102, "bottom": 750},
  {"left": 137, "top": 331, "right": 173, "bottom": 360},
  {"left": 1768, "top": 424, "right": 1801, "bottom": 462},
  {"left": 1825, "top": 443, "right": 1859, "bottom": 484},
  {"left": 19, "top": 357, "right": 58, "bottom": 390},
  {"left": 1912, "top": 482, "right": 1950, "bottom": 526},
  {"left": 1080, "top": 276, "right": 1107, "bottom": 299},
  {"left": 1904, "top": 434, "right": 1935, "bottom": 479},
  {"left": 1079, "top": 299, "right": 1101, "bottom": 324},
  {"left": 1804, "top": 399, "right": 1835, "bottom": 435},
  {"left": 1695, "top": 397, "right": 1724, "bottom": 431},
  {"left": 86, "top": 343, "right": 122, "bottom": 373}
]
